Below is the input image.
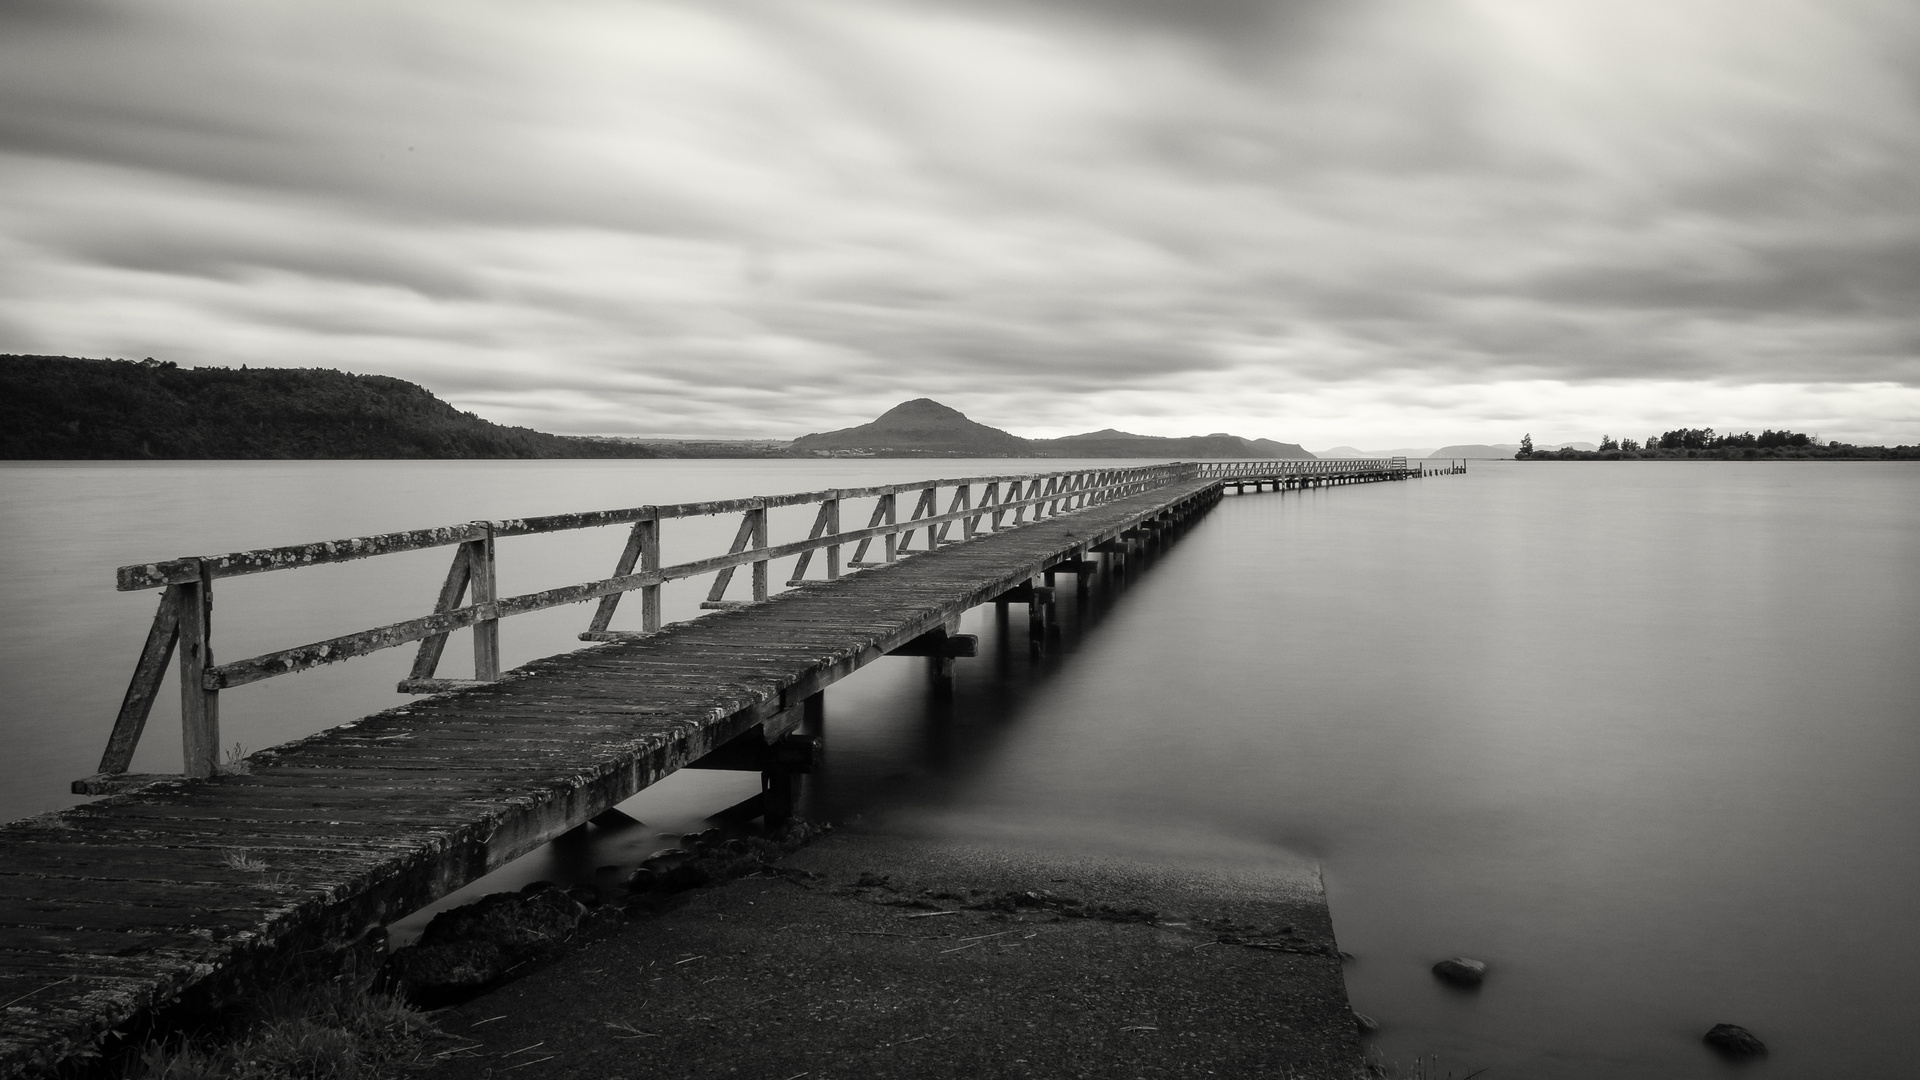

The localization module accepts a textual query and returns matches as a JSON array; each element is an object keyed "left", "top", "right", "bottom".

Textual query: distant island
[
  {"left": 1516, "top": 429, "right": 1919, "bottom": 461},
  {"left": 1, "top": 356, "right": 1312, "bottom": 460}
]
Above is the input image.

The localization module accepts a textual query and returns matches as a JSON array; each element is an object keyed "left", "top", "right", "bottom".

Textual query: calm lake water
[{"left": 2, "top": 458, "right": 1916, "bottom": 1078}]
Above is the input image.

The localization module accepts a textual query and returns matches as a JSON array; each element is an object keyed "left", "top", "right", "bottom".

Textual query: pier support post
[
  {"left": 887, "top": 626, "right": 977, "bottom": 697},
  {"left": 760, "top": 733, "right": 820, "bottom": 833},
  {"left": 928, "top": 619, "right": 962, "bottom": 698},
  {"left": 1027, "top": 579, "right": 1055, "bottom": 656},
  {"left": 761, "top": 769, "right": 795, "bottom": 832}
]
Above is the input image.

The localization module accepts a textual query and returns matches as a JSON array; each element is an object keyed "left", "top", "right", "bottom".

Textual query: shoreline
[{"left": 411, "top": 820, "right": 1365, "bottom": 1079}]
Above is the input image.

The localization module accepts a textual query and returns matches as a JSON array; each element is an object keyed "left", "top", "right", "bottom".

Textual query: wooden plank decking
[{"left": 0, "top": 477, "right": 1222, "bottom": 1076}]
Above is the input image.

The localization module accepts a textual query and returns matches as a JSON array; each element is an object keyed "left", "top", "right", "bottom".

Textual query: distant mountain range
[
  {"left": 789, "top": 399, "right": 1313, "bottom": 459},
  {"left": 1316, "top": 445, "right": 1439, "bottom": 460},
  {"left": 3, "top": 358, "right": 1314, "bottom": 461}
]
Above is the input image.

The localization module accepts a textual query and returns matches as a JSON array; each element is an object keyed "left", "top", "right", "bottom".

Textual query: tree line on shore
[
  {"left": 1517, "top": 428, "right": 1918, "bottom": 460},
  {"left": 0, "top": 355, "right": 782, "bottom": 459}
]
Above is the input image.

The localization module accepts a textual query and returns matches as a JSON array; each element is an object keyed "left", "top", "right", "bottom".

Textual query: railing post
[
  {"left": 955, "top": 486, "right": 974, "bottom": 540},
  {"left": 469, "top": 526, "right": 499, "bottom": 681},
  {"left": 915, "top": 486, "right": 938, "bottom": 551},
  {"left": 639, "top": 518, "right": 661, "bottom": 631},
  {"left": 750, "top": 505, "right": 769, "bottom": 601},
  {"left": 177, "top": 560, "right": 220, "bottom": 779},
  {"left": 824, "top": 499, "right": 841, "bottom": 580},
  {"left": 881, "top": 493, "right": 898, "bottom": 562}
]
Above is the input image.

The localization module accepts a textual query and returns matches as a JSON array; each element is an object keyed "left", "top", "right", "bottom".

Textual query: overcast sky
[{"left": 3, "top": 0, "right": 1916, "bottom": 446}]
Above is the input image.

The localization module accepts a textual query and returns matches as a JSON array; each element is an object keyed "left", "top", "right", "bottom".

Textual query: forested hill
[{"left": 0, "top": 355, "right": 674, "bottom": 460}]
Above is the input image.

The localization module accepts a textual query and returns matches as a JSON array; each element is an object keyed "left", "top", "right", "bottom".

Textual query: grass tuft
[
  {"left": 220, "top": 849, "right": 268, "bottom": 873},
  {"left": 119, "top": 976, "right": 440, "bottom": 1080}
]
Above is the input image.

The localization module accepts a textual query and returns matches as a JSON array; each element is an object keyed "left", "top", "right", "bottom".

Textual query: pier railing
[
  {"left": 84, "top": 462, "right": 1196, "bottom": 789},
  {"left": 1199, "top": 457, "right": 1401, "bottom": 478}
]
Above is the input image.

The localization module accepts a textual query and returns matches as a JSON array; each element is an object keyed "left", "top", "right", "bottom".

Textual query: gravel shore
[{"left": 414, "top": 821, "right": 1363, "bottom": 1080}]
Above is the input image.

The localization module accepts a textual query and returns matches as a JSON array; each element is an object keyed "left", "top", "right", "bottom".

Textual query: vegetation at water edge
[
  {"left": 1515, "top": 428, "right": 1918, "bottom": 460},
  {"left": 0, "top": 355, "right": 779, "bottom": 460}
]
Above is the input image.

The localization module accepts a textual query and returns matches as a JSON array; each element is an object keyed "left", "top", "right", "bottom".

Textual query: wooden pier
[
  {"left": 1202, "top": 455, "right": 1466, "bottom": 492},
  {"left": 0, "top": 457, "right": 1453, "bottom": 1075}
]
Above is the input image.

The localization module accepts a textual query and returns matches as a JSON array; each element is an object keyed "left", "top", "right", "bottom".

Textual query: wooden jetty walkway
[{"left": 0, "top": 456, "right": 1454, "bottom": 1075}]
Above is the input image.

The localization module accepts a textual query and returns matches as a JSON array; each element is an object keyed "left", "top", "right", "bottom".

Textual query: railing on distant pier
[
  {"left": 1200, "top": 457, "right": 1398, "bottom": 478},
  {"left": 1200, "top": 457, "right": 1466, "bottom": 480},
  {"left": 86, "top": 463, "right": 1197, "bottom": 787}
]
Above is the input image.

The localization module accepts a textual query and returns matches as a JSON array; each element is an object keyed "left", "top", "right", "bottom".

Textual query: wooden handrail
[
  {"left": 84, "top": 463, "right": 1196, "bottom": 786},
  {"left": 208, "top": 490, "right": 1081, "bottom": 688},
  {"left": 1195, "top": 458, "right": 1405, "bottom": 477},
  {"left": 117, "top": 466, "right": 1192, "bottom": 591}
]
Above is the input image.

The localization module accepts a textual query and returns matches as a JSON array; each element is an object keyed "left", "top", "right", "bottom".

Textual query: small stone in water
[
  {"left": 1431, "top": 956, "right": 1486, "bottom": 986},
  {"left": 1703, "top": 1023, "right": 1767, "bottom": 1059}
]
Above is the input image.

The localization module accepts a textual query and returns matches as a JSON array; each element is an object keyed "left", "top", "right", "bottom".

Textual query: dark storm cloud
[{"left": 1, "top": 0, "right": 1917, "bottom": 443}]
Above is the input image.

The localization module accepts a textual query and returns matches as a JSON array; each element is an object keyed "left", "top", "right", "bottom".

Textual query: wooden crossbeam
[
  {"left": 886, "top": 632, "right": 979, "bottom": 658},
  {"left": 786, "top": 499, "right": 840, "bottom": 586},
  {"left": 895, "top": 486, "right": 937, "bottom": 554},
  {"left": 705, "top": 507, "right": 763, "bottom": 604},
  {"left": 941, "top": 485, "right": 971, "bottom": 544},
  {"left": 586, "top": 518, "right": 659, "bottom": 636},
  {"left": 406, "top": 543, "right": 472, "bottom": 684},
  {"left": 847, "top": 493, "right": 896, "bottom": 567},
  {"left": 93, "top": 584, "right": 185, "bottom": 777}
]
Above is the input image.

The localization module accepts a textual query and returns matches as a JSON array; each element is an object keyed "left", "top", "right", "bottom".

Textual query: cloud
[{"left": 1, "top": 0, "right": 1917, "bottom": 444}]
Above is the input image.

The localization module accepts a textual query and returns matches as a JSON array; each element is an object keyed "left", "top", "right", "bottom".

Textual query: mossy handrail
[{"left": 82, "top": 462, "right": 1197, "bottom": 789}]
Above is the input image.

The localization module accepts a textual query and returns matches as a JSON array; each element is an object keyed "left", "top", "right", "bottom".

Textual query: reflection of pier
[{"left": 0, "top": 458, "right": 1457, "bottom": 1074}]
